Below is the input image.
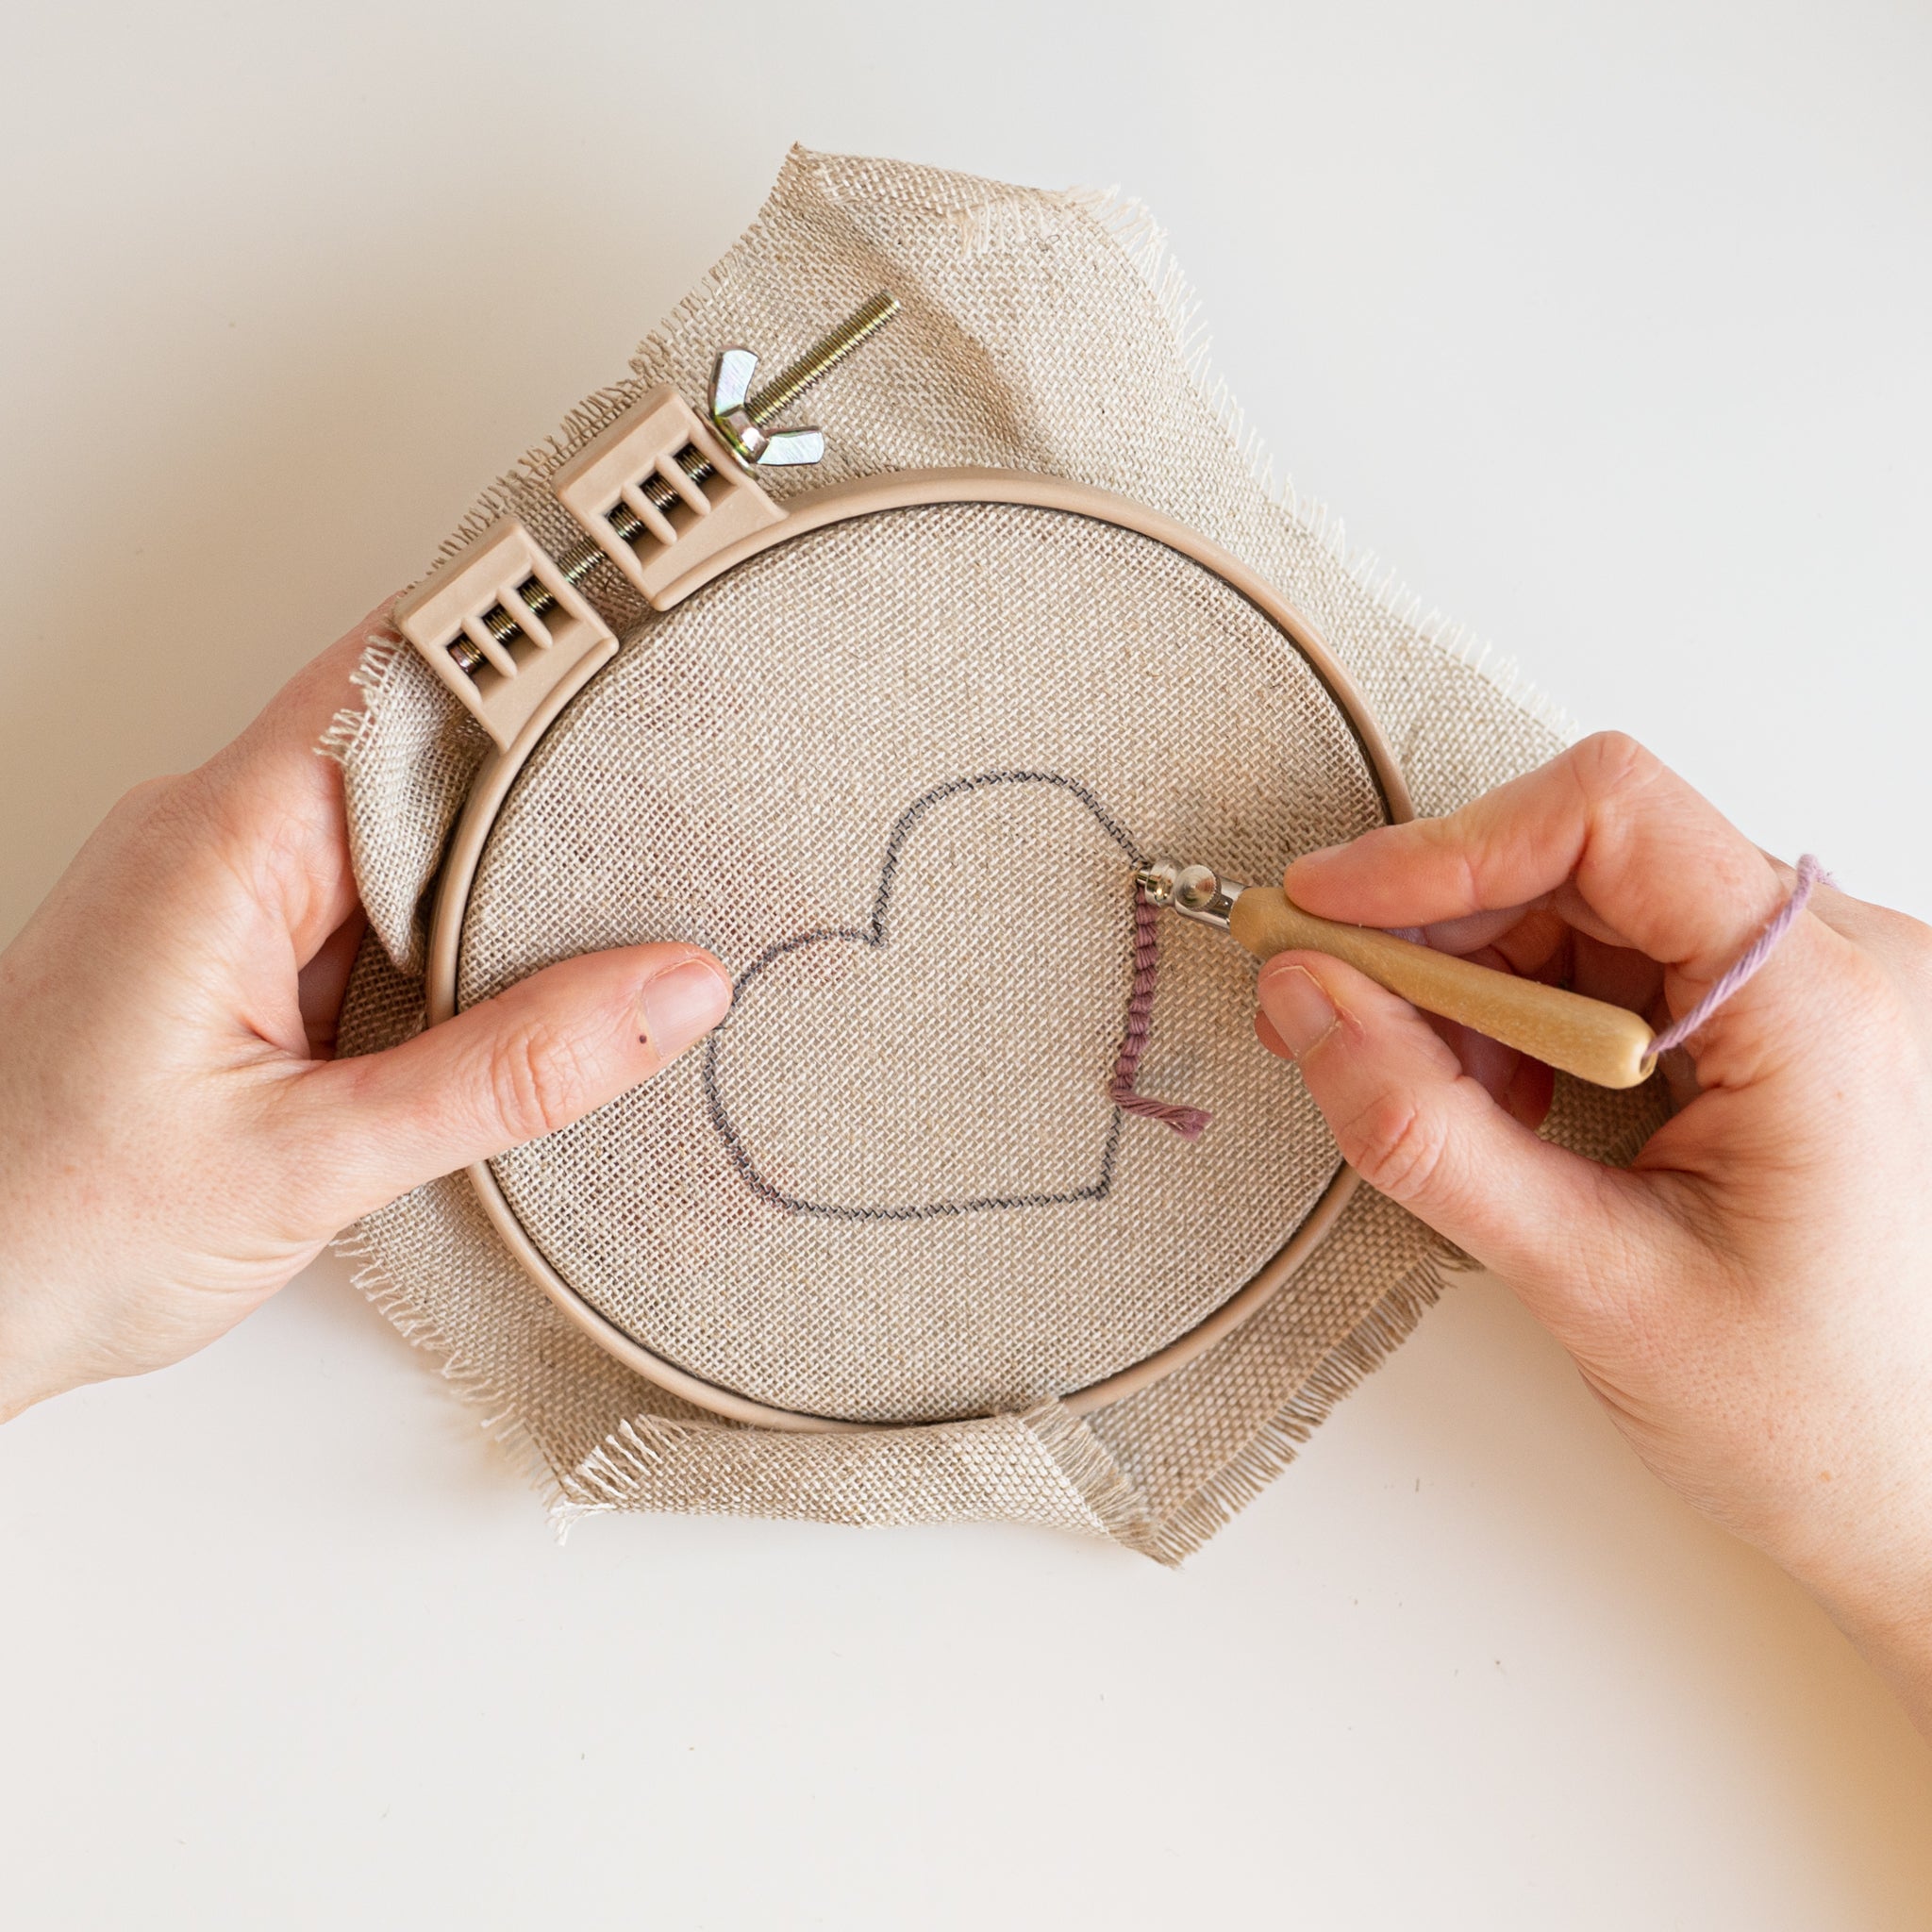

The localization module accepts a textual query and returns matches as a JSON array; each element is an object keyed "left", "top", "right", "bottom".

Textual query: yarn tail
[{"left": 1648, "top": 854, "right": 1830, "bottom": 1054}]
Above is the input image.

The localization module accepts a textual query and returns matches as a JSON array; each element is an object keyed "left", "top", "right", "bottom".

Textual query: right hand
[{"left": 1253, "top": 732, "right": 1932, "bottom": 1733}]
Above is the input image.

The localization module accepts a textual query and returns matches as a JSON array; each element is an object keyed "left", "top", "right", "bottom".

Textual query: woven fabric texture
[
  {"left": 463, "top": 505, "right": 1382, "bottom": 1424},
  {"left": 329, "top": 148, "right": 1667, "bottom": 1557}
]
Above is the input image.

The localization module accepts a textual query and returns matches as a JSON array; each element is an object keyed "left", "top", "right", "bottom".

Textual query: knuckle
[
  {"left": 486, "top": 1020, "right": 595, "bottom": 1143},
  {"left": 1338, "top": 1091, "right": 1451, "bottom": 1204},
  {"left": 124, "top": 769, "right": 230, "bottom": 862},
  {"left": 111, "top": 771, "right": 193, "bottom": 837},
  {"left": 1833, "top": 942, "right": 1915, "bottom": 1050},
  {"left": 114, "top": 774, "right": 174, "bottom": 818},
  {"left": 1569, "top": 729, "right": 1659, "bottom": 805},
  {"left": 1896, "top": 924, "right": 1932, "bottom": 1007},
  {"left": 1855, "top": 899, "right": 1932, "bottom": 994}
]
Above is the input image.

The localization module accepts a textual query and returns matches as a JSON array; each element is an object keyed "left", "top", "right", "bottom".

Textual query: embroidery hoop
[{"left": 416, "top": 467, "right": 1414, "bottom": 1434}]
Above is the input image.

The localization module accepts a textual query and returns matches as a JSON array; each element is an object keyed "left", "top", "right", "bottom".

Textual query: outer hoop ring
[{"left": 425, "top": 469, "right": 1415, "bottom": 1433}]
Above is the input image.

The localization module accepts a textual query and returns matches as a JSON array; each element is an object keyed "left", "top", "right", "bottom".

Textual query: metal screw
[
  {"left": 709, "top": 288, "right": 900, "bottom": 470},
  {"left": 452, "top": 292, "right": 900, "bottom": 671}
]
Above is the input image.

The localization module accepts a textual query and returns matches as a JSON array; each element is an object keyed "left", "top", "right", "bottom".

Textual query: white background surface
[{"left": 3, "top": 3, "right": 1929, "bottom": 1924}]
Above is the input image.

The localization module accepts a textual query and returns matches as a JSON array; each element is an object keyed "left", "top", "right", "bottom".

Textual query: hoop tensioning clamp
[{"left": 396, "top": 293, "right": 899, "bottom": 748}]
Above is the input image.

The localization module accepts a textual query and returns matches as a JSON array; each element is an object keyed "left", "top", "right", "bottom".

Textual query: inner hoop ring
[{"left": 425, "top": 469, "right": 1415, "bottom": 1433}]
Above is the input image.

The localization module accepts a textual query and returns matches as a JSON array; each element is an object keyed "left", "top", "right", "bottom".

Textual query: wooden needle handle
[{"left": 1228, "top": 887, "right": 1657, "bottom": 1090}]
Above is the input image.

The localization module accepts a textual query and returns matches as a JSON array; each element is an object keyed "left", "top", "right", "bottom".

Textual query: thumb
[
  {"left": 281, "top": 942, "right": 731, "bottom": 1227},
  {"left": 1256, "top": 950, "right": 1653, "bottom": 1326}
]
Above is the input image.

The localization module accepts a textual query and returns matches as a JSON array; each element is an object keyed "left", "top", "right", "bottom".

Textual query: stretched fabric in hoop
[
  {"left": 453, "top": 506, "right": 1380, "bottom": 1426},
  {"left": 325, "top": 148, "right": 1669, "bottom": 1558}
]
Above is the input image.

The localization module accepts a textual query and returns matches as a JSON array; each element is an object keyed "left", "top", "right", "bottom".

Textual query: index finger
[
  {"left": 243, "top": 595, "right": 404, "bottom": 764},
  {"left": 1286, "top": 731, "right": 1787, "bottom": 982},
  {"left": 186, "top": 597, "right": 403, "bottom": 954}
]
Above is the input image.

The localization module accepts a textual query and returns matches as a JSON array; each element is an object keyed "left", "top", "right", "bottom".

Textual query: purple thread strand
[
  {"left": 1108, "top": 891, "right": 1212, "bottom": 1141},
  {"left": 1648, "top": 855, "right": 1827, "bottom": 1056}
]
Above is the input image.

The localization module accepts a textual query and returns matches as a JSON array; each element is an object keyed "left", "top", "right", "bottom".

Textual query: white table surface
[{"left": 4, "top": 4, "right": 1929, "bottom": 1924}]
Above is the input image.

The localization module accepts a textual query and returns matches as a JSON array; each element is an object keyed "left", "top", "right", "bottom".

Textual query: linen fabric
[{"left": 329, "top": 148, "right": 1665, "bottom": 1558}]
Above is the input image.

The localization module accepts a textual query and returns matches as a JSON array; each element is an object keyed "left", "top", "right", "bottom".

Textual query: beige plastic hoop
[{"left": 425, "top": 469, "right": 1415, "bottom": 1433}]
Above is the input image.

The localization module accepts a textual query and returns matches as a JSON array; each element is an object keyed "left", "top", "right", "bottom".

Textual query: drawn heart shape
[{"left": 702, "top": 770, "right": 1146, "bottom": 1221}]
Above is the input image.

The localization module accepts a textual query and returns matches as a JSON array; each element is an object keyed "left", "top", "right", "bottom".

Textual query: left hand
[{"left": 0, "top": 608, "right": 731, "bottom": 1418}]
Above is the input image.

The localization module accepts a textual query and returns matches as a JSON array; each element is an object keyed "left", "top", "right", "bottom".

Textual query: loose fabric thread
[
  {"left": 1108, "top": 890, "right": 1212, "bottom": 1140},
  {"left": 1649, "top": 855, "right": 1827, "bottom": 1055}
]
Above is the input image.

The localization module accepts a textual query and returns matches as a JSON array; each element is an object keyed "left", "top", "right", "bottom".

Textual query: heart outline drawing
[{"left": 701, "top": 770, "right": 1146, "bottom": 1222}]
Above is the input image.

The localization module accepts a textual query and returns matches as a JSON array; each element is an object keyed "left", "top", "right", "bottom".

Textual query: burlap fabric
[{"left": 328, "top": 148, "right": 1666, "bottom": 1558}]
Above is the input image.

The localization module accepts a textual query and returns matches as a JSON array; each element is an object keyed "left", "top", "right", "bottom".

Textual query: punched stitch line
[
  {"left": 1108, "top": 891, "right": 1212, "bottom": 1140},
  {"left": 702, "top": 769, "right": 1207, "bottom": 1222},
  {"left": 1649, "top": 855, "right": 1829, "bottom": 1055}
]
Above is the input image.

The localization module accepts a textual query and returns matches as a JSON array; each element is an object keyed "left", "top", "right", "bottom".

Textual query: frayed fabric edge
[
  {"left": 1019, "top": 1400, "right": 1165, "bottom": 1558},
  {"left": 332, "top": 1227, "right": 573, "bottom": 1524},
  {"left": 1057, "top": 183, "right": 1579, "bottom": 748},
  {"left": 316, "top": 601, "right": 406, "bottom": 772},
  {"left": 335, "top": 1211, "right": 1454, "bottom": 1561},
  {"left": 311, "top": 150, "right": 1578, "bottom": 1553},
  {"left": 553, "top": 1415, "right": 691, "bottom": 1536},
  {"left": 549, "top": 1401, "right": 1162, "bottom": 1556},
  {"left": 1144, "top": 1240, "right": 1474, "bottom": 1566}
]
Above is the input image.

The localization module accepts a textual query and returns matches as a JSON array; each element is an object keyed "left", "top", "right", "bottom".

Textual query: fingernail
[
  {"left": 1257, "top": 963, "right": 1340, "bottom": 1058},
  {"left": 638, "top": 958, "right": 731, "bottom": 1062}
]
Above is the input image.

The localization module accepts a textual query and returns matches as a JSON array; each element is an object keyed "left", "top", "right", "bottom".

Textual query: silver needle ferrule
[{"left": 1135, "top": 859, "right": 1246, "bottom": 930}]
